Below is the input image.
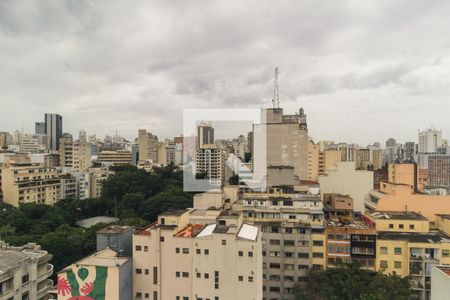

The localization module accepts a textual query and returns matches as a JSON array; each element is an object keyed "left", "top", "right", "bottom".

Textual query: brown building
[
  {"left": 323, "top": 193, "right": 354, "bottom": 219},
  {"left": 428, "top": 155, "right": 450, "bottom": 187}
]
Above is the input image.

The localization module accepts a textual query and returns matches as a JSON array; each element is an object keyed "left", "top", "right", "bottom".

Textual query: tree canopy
[
  {"left": 295, "top": 264, "right": 411, "bottom": 300},
  {"left": 0, "top": 164, "right": 192, "bottom": 276}
]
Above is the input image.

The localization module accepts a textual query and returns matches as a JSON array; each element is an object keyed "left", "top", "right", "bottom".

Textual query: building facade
[
  {"left": 0, "top": 241, "right": 53, "bottom": 300},
  {"left": 133, "top": 209, "right": 262, "bottom": 300}
]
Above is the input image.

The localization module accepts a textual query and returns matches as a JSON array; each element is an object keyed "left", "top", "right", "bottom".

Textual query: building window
[
  {"left": 176, "top": 247, "right": 180, "bottom": 253},
  {"left": 443, "top": 249, "right": 450, "bottom": 257},
  {"left": 182, "top": 272, "right": 189, "bottom": 278},
  {"left": 176, "top": 271, "right": 180, "bottom": 277},
  {"left": 313, "top": 240, "right": 324, "bottom": 246},
  {"left": 399, "top": 224, "right": 404, "bottom": 229},
  {"left": 21, "top": 274, "right": 29, "bottom": 284},
  {"left": 145, "top": 269, "right": 149, "bottom": 275},
  {"left": 238, "top": 275, "right": 243, "bottom": 281},
  {"left": 204, "top": 273, "right": 209, "bottom": 278},
  {"left": 135, "top": 245, "right": 142, "bottom": 251},
  {"left": 182, "top": 248, "right": 189, "bottom": 254},
  {"left": 221, "top": 240, "right": 226, "bottom": 245},
  {"left": 388, "top": 224, "right": 394, "bottom": 229},
  {"left": 380, "top": 261, "right": 388, "bottom": 269},
  {"left": 136, "top": 269, "right": 142, "bottom": 274},
  {"left": 394, "top": 247, "right": 402, "bottom": 255},
  {"left": 196, "top": 249, "right": 201, "bottom": 254},
  {"left": 248, "top": 276, "right": 253, "bottom": 282},
  {"left": 248, "top": 251, "right": 253, "bottom": 257},
  {"left": 160, "top": 237, "right": 165, "bottom": 242},
  {"left": 313, "top": 252, "right": 324, "bottom": 258},
  {"left": 238, "top": 251, "right": 243, "bottom": 256},
  {"left": 144, "top": 246, "right": 148, "bottom": 252},
  {"left": 394, "top": 261, "right": 402, "bottom": 269},
  {"left": 204, "top": 249, "right": 209, "bottom": 255},
  {"left": 409, "top": 224, "right": 415, "bottom": 230},
  {"left": 380, "top": 247, "right": 388, "bottom": 254}
]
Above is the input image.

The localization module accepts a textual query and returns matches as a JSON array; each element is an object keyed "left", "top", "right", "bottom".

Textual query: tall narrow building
[
  {"left": 138, "top": 129, "right": 159, "bottom": 162},
  {"left": 253, "top": 107, "right": 309, "bottom": 185},
  {"left": 197, "top": 123, "right": 214, "bottom": 149},
  {"left": 45, "top": 113, "right": 62, "bottom": 151}
]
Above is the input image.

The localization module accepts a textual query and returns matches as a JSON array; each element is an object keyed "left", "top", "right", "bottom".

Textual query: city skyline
[{"left": 1, "top": 1, "right": 450, "bottom": 144}]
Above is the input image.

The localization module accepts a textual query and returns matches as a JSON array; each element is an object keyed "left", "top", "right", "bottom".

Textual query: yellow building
[
  {"left": 307, "top": 142, "right": 340, "bottom": 182},
  {"left": 1, "top": 154, "right": 60, "bottom": 206},
  {"left": 97, "top": 150, "right": 132, "bottom": 166},
  {"left": 370, "top": 211, "right": 450, "bottom": 300}
]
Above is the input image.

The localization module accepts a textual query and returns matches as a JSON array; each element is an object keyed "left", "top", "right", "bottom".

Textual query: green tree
[{"left": 295, "top": 264, "right": 411, "bottom": 300}]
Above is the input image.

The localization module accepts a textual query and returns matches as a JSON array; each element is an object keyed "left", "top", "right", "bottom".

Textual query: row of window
[
  {"left": 380, "top": 260, "right": 402, "bottom": 269},
  {"left": 265, "top": 263, "right": 323, "bottom": 270}
]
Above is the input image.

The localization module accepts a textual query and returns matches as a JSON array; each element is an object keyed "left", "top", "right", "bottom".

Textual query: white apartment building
[
  {"left": 0, "top": 241, "right": 53, "bottom": 300},
  {"left": 196, "top": 145, "right": 225, "bottom": 184},
  {"left": 419, "top": 128, "right": 443, "bottom": 154},
  {"left": 133, "top": 208, "right": 262, "bottom": 300}
]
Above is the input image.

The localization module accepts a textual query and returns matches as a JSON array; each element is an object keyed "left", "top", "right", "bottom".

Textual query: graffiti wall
[{"left": 58, "top": 265, "right": 109, "bottom": 300}]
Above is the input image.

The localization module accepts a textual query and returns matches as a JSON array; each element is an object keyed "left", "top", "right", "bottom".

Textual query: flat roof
[
  {"left": 97, "top": 225, "right": 133, "bottom": 234},
  {"left": 370, "top": 211, "right": 427, "bottom": 221},
  {"left": 160, "top": 209, "right": 188, "bottom": 216},
  {"left": 75, "top": 216, "right": 119, "bottom": 228},
  {"left": 377, "top": 231, "right": 450, "bottom": 243}
]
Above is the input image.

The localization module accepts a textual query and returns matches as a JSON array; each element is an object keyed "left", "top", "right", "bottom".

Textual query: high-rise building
[
  {"left": 428, "top": 155, "right": 450, "bottom": 187},
  {"left": 197, "top": 123, "right": 214, "bottom": 149},
  {"left": 45, "top": 113, "right": 62, "bottom": 151},
  {"left": 138, "top": 129, "right": 158, "bottom": 162},
  {"left": 404, "top": 142, "right": 416, "bottom": 161},
  {"left": 253, "top": 108, "right": 309, "bottom": 184},
  {"left": 79, "top": 129, "right": 87, "bottom": 143},
  {"left": 59, "top": 133, "right": 74, "bottom": 168},
  {"left": 419, "top": 128, "right": 443, "bottom": 154},
  {"left": 35, "top": 122, "right": 46, "bottom": 135},
  {"left": 133, "top": 208, "right": 262, "bottom": 300},
  {"left": 0, "top": 241, "right": 53, "bottom": 300},
  {"left": 232, "top": 186, "right": 326, "bottom": 300},
  {"left": 196, "top": 144, "right": 225, "bottom": 184}
]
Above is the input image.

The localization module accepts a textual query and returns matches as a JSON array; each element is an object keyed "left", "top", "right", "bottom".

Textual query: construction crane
[{"left": 272, "top": 66, "right": 280, "bottom": 109}]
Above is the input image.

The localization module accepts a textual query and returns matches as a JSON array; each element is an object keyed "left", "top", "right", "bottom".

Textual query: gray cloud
[{"left": 1, "top": 0, "right": 450, "bottom": 144}]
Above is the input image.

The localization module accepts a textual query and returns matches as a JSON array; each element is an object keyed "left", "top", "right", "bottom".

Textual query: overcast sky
[{"left": 1, "top": 0, "right": 449, "bottom": 145}]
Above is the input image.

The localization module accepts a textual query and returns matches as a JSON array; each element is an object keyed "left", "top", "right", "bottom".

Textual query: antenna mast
[{"left": 272, "top": 67, "right": 280, "bottom": 109}]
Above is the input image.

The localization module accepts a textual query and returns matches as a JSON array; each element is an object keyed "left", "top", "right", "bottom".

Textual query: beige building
[
  {"left": 97, "top": 150, "right": 132, "bottom": 166},
  {"left": 231, "top": 186, "right": 326, "bottom": 300},
  {"left": 57, "top": 248, "right": 132, "bottom": 300},
  {"left": 138, "top": 129, "right": 158, "bottom": 162},
  {"left": 307, "top": 143, "right": 340, "bottom": 182},
  {"left": 89, "top": 167, "right": 114, "bottom": 198},
  {"left": 318, "top": 161, "right": 374, "bottom": 213},
  {"left": 59, "top": 134, "right": 92, "bottom": 172},
  {"left": 253, "top": 108, "right": 309, "bottom": 184},
  {"left": 0, "top": 241, "right": 53, "bottom": 300},
  {"left": 133, "top": 208, "right": 262, "bottom": 300},
  {"left": 431, "top": 265, "right": 450, "bottom": 300},
  {"left": 1, "top": 154, "right": 60, "bottom": 206}
]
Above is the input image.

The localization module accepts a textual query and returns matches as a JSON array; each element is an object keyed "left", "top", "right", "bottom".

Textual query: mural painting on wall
[{"left": 58, "top": 266, "right": 108, "bottom": 300}]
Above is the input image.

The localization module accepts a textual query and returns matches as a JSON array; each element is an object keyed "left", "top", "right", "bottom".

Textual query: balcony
[
  {"left": 38, "top": 264, "right": 54, "bottom": 279},
  {"left": 37, "top": 279, "right": 53, "bottom": 298}
]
